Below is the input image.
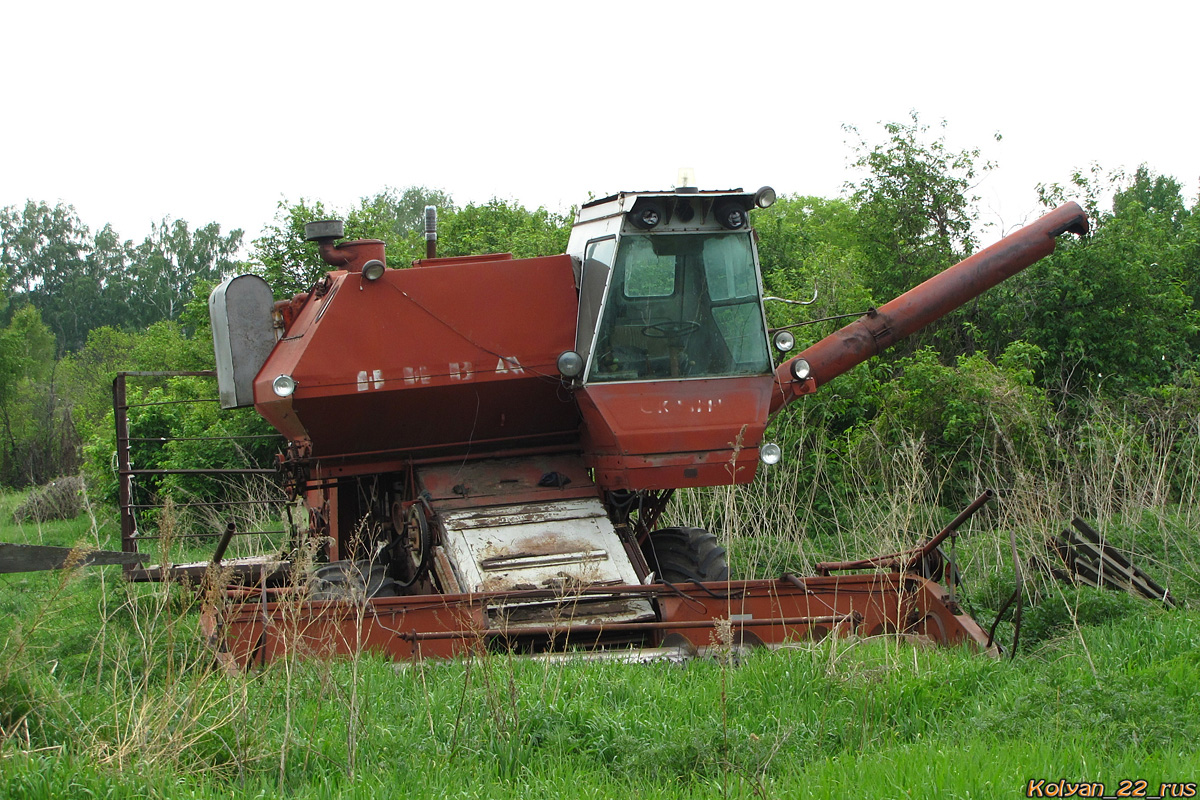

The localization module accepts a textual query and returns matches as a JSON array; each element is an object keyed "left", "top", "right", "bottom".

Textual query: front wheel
[{"left": 641, "top": 527, "right": 729, "bottom": 583}]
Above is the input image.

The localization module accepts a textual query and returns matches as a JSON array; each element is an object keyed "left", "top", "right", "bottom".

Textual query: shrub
[{"left": 11, "top": 475, "right": 84, "bottom": 523}]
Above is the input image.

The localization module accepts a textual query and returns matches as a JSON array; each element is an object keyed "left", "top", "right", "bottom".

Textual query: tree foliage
[
  {"left": 4, "top": 126, "right": 1200, "bottom": 512},
  {"left": 130, "top": 218, "right": 243, "bottom": 327},
  {"left": 0, "top": 306, "right": 75, "bottom": 486},
  {"left": 438, "top": 198, "right": 571, "bottom": 259},
  {"left": 0, "top": 201, "right": 243, "bottom": 351},
  {"left": 977, "top": 166, "right": 1198, "bottom": 394},
  {"left": 844, "top": 112, "right": 990, "bottom": 301},
  {"left": 250, "top": 188, "right": 571, "bottom": 297}
]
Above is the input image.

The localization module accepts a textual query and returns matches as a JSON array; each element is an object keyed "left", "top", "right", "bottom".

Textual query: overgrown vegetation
[
  {"left": 2, "top": 411, "right": 1197, "bottom": 797},
  {"left": 2, "top": 114, "right": 1199, "bottom": 794}
]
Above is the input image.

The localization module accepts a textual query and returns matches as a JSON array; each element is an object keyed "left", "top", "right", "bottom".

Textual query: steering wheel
[{"left": 641, "top": 320, "right": 701, "bottom": 339}]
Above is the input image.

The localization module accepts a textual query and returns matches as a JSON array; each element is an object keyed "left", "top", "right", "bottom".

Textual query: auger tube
[{"left": 770, "top": 202, "right": 1089, "bottom": 414}]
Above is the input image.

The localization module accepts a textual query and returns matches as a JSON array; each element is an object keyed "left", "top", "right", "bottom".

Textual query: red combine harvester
[{"left": 203, "top": 186, "right": 1088, "bottom": 664}]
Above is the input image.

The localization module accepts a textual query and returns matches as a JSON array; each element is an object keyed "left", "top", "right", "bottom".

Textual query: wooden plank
[
  {"left": 1047, "top": 522, "right": 1174, "bottom": 605},
  {"left": 0, "top": 543, "right": 146, "bottom": 574}
]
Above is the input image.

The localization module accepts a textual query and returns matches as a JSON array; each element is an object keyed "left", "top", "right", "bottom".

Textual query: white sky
[{"left": 3, "top": 0, "right": 1196, "bottom": 248}]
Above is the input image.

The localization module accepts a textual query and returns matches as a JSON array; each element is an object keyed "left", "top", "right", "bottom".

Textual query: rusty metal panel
[
  {"left": 205, "top": 573, "right": 997, "bottom": 668},
  {"left": 417, "top": 454, "right": 597, "bottom": 509},
  {"left": 439, "top": 498, "right": 641, "bottom": 591},
  {"left": 0, "top": 543, "right": 145, "bottom": 573},
  {"left": 253, "top": 254, "right": 581, "bottom": 459},
  {"left": 578, "top": 375, "right": 774, "bottom": 489},
  {"left": 437, "top": 497, "right": 654, "bottom": 628}
]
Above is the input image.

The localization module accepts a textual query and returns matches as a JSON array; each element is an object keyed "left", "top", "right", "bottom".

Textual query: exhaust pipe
[{"left": 425, "top": 205, "right": 438, "bottom": 259}]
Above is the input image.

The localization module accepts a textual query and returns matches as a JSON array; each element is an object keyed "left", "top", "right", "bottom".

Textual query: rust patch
[{"left": 478, "top": 532, "right": 596, "bottom": 561}]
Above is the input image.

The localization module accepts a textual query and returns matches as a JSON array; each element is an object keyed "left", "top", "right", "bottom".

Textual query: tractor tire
[{"left": 642, "top": 527, "right": 729, "bottom": 584}]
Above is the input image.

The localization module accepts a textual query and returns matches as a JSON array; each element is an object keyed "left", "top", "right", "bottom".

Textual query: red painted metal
[
  {"left": 254, "top": 253, "right": 581, "bottom": 460},
  {"left": 577, "top": 376, "right": 774, "bottom": 489},
  {"left": 254, "top": 203, "right": 1087, "bottom": 494},
  {"left": 770, "top": 202, "right": 1089, "bottom": 413},
  {"left": 203, "top": 573, "right": 995, "bottom": 667},
  {"left": 315, "top": 238, "right": 385, "bottom": 271},
  {"left": 181, "top": 196, "right": 1094, "bottom": 665}
]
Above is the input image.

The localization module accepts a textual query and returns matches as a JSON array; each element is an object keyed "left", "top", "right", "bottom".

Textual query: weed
[{"left": 3, "top": 391, "right": 1200, "bottom": 796}]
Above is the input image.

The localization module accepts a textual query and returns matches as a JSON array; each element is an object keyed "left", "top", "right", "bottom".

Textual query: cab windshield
[{"left": 587, "top": 233, "right": 770, "bottom": 382}]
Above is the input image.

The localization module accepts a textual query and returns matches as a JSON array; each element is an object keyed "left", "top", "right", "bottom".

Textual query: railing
[{"left": 113, "top": 371, "right": 290, "bottom": 581}]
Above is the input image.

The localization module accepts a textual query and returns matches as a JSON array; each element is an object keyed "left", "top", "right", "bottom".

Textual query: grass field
[{"left": 2, "top": 461, "right": 1199, "bottom": 798}]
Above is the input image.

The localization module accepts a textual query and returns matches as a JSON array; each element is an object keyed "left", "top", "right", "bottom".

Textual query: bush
[
  {"left": 11, "top": 475, "right": 84, "bottom": 523},
  {"left": 1020, "top": 585, "right": 1148, "bottom": 647}
]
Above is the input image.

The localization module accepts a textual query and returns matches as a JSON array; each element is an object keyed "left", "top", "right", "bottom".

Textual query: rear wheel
[{"left": 641, "top": 527, "right": 729, "bottom": 583}]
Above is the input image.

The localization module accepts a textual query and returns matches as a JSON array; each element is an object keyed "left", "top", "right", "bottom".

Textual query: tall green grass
[{"left": 3, "top": 393, "right": 1199, "bottom": 797}]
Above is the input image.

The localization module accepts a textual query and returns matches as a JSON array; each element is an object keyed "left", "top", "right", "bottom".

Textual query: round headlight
[
  {"left": 628, "top": 201, "right": 665, "bottom": 230},
  {"left": 754, "top": 186, "right": 777, "bottom": 208},
  {"left": 790, "top": 358, "right": 812, "bottom": 381},
  {"left": 713, "top": 199, "right": 746, "bottom": 230},
  {"left": 272, "top": 374, "right": 297, "bottom": 397},
  {"left": 760, "top": 442, "right": 782, "bottom": 465},
  {"left": 556, "top": 350, "right": 584, "bottom": 378},
  {"left": 362, "top": 259, "right": 385, "bottom": 281},
  {"left": 773, "top": 330, "right": 796, "bottom": 352}
]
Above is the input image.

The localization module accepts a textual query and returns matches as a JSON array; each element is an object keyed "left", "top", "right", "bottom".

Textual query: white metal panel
[
  {"left": 441, "top": 498, "right": 638, "bottom": 592},
  {"left": 438, "top": 497, "right": 653, "bottom": 628}
]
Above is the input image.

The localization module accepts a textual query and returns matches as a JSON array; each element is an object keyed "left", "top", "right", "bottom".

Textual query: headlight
[
  {"left": 628, "top": 200, "right": 665, "bottom": 230},
  {"left": 272, "top": 374, "right": 297, "bottom": 397},
  {"left": 754, "top": 186, "right": 777, "bottom": 208},
  {"left": 773, "top": 330, "right": 795, "bottom": 352},
  {"left": 790, "top": 358, "right": 811, "bottom": 381},
  {"left": 362, "top": 259, "right": 385, "bottom": 281},
  {"left": 713, "top": 199, "right": 746, "bottom": 230},
  {"left": 759, "top": 443, "right": 782, "bottom": 465},
  {"left": 556, "top": 350, "right": 584, "bottom": 378}
]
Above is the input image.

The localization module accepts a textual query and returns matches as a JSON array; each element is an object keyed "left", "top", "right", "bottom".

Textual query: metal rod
[
  {"left": 212, "top": 524, "right": 237, "bottom": 565},
  {"left": 816, "top": 489, "right": 993, "bottom": 574},
  {"left": 132, "top": 529, "right": 287, "bottom": 541},
  {"left": 116, "top": 370, "right": 217, "bottom": 378},
  {"left": 398, "top": 613, "right": 856, "bottom": 642},
  {"left": 770, "top": 309, "right": 876, "bottom": 332},
  {"left": 114, "top": 374, "right": 137, "bottom": 565},
  {"left": 127, "top": 434, "right": 283, "bottom": 442},
  {"left": 130, "top": 499, "right": 287, "bottom": 509},
  {"left": 120, "top": 398, "right": 221, "bottom": 408},
  {"left": 121, "top": 468, "right": 278, "bottom": 475}
]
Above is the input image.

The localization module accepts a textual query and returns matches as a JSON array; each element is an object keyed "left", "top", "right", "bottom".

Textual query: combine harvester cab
[{"left": 201, "top": 186, "right": 1088, "bottom": 665}]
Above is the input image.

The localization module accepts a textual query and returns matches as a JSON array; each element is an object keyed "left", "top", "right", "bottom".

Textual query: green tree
[
  {"left": 978, "top": 166, "right": 1198, "bottom": 395},
  {"left": 0, "top": 201, "right": 89, "bottom": 301},
  {"left": 251, "top": 198, "right": 335, "bottom": 297},
  {"left": 250, "top": 189, "right": 570, "bottom": 297},
  {"left": 351, "top": 185, "right": 453, "bottom": 244},
  {"left": 844, "top": 112, "right": 990, "bottom": 304},
  {"left": 438, "top": 198, "right": 571, "bottom": 259},
  {"left": 132, "top": 218, "right": 244, "bottom": 327},
  {"left": 0, "top": 201, "right": 93, "bottom": 349},
  {"left": 753, "top": 195, "right": 874, "bottom": 340},
  {"left": 252, "top": 187, "right": 455, "bottom": 297},
  {"left": 0, "top": 306, "right": 74, "bottom": 486}
]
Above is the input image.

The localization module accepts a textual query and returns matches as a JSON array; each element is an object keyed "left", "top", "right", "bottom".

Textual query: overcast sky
[{"left": 3, "top": 0, "right": 1196, "bottom": 248}]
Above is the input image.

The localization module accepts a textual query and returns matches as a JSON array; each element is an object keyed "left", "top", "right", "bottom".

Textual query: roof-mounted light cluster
[{"left": 625, "top": 186, "right": 775, "bottom": 232}]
